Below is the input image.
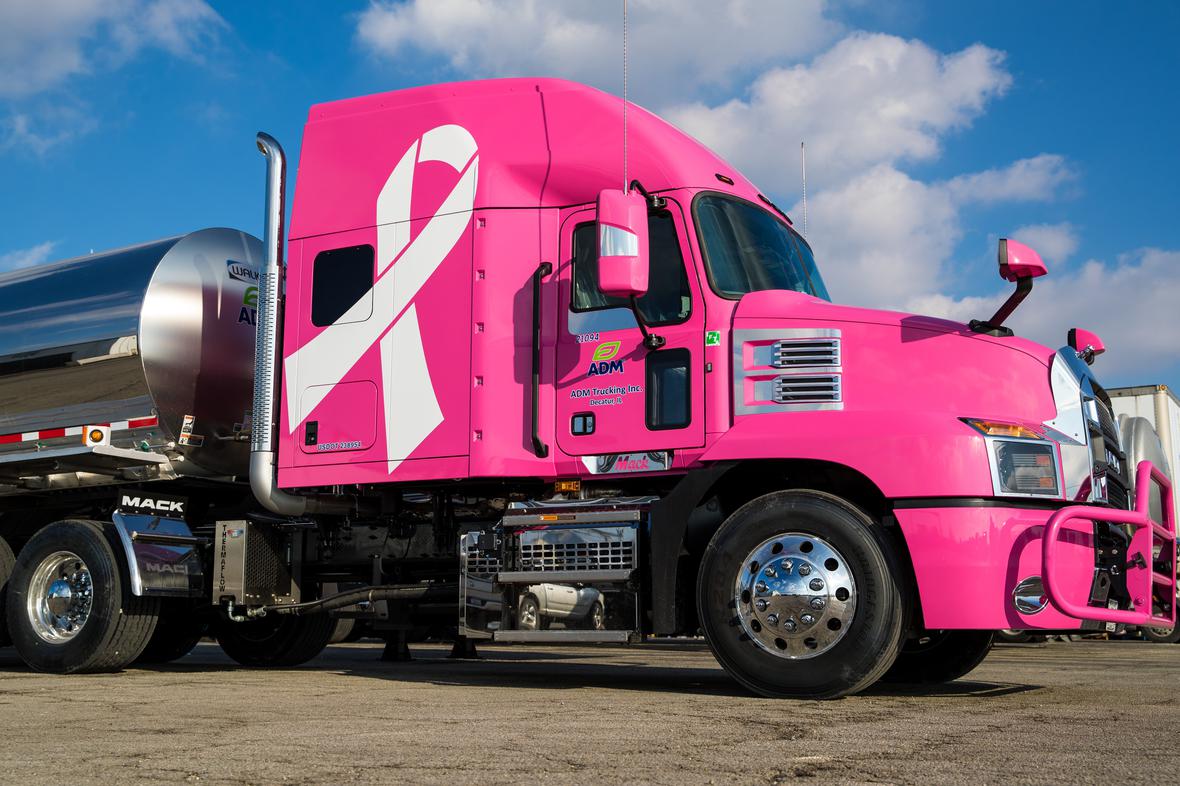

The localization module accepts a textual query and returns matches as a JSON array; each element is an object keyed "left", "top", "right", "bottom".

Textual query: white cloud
[
  {"left": 800, "top": 156, "right": 1076, "bottom": 308},
  {"left": 0, "top": 241, "right": 58, "bottom": 272},
  {"left": 908, "top": 248, "right": 1180, "bottom": 379},
  {"left": 666, "top": 33, "right": 1012, "bottom": 192},
  {"left": 943, "top": 154, "right": 1075, "bottom": 205},
  {"left": 1008, "top": 222, "right": 1078, "bottom": 266},
  {"left": 0, "top": 0, "right": 227, "bottom": 99},
  {"left": 355, "top": 0, "right": 841, "bottom": 104}
]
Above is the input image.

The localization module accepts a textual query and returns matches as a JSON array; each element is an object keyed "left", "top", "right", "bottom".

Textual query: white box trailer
[{"left": 1109, "top": 385, "right": 1180, "bottom": 516}]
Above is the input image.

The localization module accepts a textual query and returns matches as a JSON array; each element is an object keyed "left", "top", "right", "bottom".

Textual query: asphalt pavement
[{"left": 0, "top": 639, "right": 1176, "bottom": 785}]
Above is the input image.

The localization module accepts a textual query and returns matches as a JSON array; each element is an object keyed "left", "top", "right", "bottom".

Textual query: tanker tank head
[{"left": 968, "top": 238, "right": 1048, "bottom": 338}]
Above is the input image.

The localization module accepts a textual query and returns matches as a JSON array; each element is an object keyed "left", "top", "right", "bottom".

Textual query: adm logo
[
  {"left": 120, "top": 494, "right": 186, "bottom": 515},
  {"left": 587, "top": 341, "right": 624, "bottom": 376}
]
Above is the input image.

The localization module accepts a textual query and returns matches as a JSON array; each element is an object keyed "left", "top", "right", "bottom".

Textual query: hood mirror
[
  {"left": 1068, "top": 328, "right": 1105, "bottom": 365},
  {"left": 970, "top": 238, "right": 1048, "bottom": 337}
]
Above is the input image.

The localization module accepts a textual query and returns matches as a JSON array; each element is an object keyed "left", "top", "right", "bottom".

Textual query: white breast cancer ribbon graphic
[{"left": 284, "top": 124, "right": 479, "bottom": 473}]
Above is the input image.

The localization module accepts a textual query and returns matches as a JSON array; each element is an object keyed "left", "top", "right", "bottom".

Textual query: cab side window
[
  {"left": 571, "top": 211, "right": 691, "bottom": 326},
  {"left": 311, "top": 244, "right": 374, "bottom": 327}
]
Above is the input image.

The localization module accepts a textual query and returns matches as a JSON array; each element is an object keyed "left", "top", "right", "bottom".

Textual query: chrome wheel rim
[
  {"left": 519, "top": 599, "right": 538, "bottom": 630},
  {"left": 27, "top": 550, "right": 94, "bottom": 644},
  {"left": 734, "top": 533, "right": 856, "bottom": 660}
]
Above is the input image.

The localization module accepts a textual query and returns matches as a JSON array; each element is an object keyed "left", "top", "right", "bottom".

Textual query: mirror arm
[
  {"left": 628, "top": 179, "right": 666, "bottom": 209},
  {"left": 969, "top": 277, "right": 1034, "bottom": 337},
  {"left": 628, "top": 295, "right": 666, "bottom": 350}
]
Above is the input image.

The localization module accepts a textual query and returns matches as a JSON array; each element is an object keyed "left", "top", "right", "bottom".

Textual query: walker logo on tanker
[
  {"left": 230, "top": 259, "right": 261, "bottom": 327},
  {"left": 587, "top": 341, "right": 624, "bottom": 376}
]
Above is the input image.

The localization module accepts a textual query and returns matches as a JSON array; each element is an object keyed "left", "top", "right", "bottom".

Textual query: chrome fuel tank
[{"left": 0, "top": 228, "right": 262, "bottom": 477}]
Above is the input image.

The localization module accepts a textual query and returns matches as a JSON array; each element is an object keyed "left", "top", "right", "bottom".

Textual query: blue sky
[{"left": 1, "top": 0, "right": 1176, "bottom": 389}]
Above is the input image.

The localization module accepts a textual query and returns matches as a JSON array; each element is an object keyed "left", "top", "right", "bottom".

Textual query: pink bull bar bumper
[{"left": 1042, "top": 460, "right": 1177, "bottom": 628}]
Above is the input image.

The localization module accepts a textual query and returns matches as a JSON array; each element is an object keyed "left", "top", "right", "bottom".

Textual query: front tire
[
  {"left": 697, "top": 490, "right": 905, "bottom": 699},
  {"left": 880, "top": 630, "right": 994, "bottom": 683},
  {"left": 0, "top": 535, "right": 14, "bottom": 647},
  {"left": 214, "top": 612, "right": 334, "bottom": 667},
  {"left": 5, "top": 520, "right": 159, "bottom": 673}
]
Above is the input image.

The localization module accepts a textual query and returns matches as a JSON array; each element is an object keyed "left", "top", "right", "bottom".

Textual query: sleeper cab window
[
  {"left": 311, "top": 244, "right": 375, "bottom": 327},
  {"left": 571, "top": 211, "right": 691, "bottom": 327}
]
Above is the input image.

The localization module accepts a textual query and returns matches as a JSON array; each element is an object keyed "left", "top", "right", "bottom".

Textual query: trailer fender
[{"left": 111, "top": 512, "right": 204, "bottom": 599}]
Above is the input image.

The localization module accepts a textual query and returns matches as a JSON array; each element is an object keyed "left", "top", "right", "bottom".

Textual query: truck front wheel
[
  {"left": 214, "top": 612, "right": 334, "bottom": 667},
  {"left": 697, "top": 490, "right": 905, "bottom": 699},
  {"left": 0, "top": 535, "right": 14, "bottom": 647},
  {"left": 5, "top": 520, "right": 159, "bottom": 673}
]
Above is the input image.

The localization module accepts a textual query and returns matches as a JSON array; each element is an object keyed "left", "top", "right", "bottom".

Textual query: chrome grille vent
[
  {"left": 1094, "top": 399, "right": 1120, "bottom": 444},
  {"left": 772, "top": 338, "right": 840, "bottom": 369},
  {"left": 464, "top": 548, "right": 501, "bottom": 575},
  {"left": 520, "top": 540, "right": 635, "bottom": 571},
  {"left": 773, "top": 375, "right": 841, "bottom": 404}
]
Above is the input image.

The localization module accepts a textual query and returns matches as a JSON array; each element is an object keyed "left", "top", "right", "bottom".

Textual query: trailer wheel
[
  {"left": 0, "top": 535, "right": 14, "bottom": 647},
  {"left": 697, "top": 490, "right": 905, "bottom": 699},
  {"left": 1142, "top": 625, "right": 1180, "bottom": 644},
  {"left": 5, "top": 520, "right": 159, "bottom": 673},
  {"left": 136, "top": 600, "right": 208, "bottom": 664},
  {"left": 879, "top": 630, "right": 993, "bottom": 683},
  {"left": 214, "top": 612, "right": 334, "bottom": 667}
]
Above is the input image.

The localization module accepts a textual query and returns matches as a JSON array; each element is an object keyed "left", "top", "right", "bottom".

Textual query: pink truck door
[{"left": 555, "top": 199, "right": 705, "bottom": 461}]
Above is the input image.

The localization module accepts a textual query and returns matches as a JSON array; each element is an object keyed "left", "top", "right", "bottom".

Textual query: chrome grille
[
  {"left": 773, "top": 375, "right": 841, "bottom": 404},
  {"left": 520, "top": 540, "right": 635, "bottom": 571},
  {"left": 773, "top": 338, "right": 840, "bottom": 369},
  {"left": 1094, "top": 398, "right": 1120, "bottom": 445},
  {"left": 464, "top": 547, "right": 501, "bottom": 575}
]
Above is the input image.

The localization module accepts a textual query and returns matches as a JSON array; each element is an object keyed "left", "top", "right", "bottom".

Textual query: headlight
[
  {"left": 992, "top": 440, "right": 1059, "bottom": 496},
  {"left": 963, "top": 419, "right": 1063, "bottom": 499}
]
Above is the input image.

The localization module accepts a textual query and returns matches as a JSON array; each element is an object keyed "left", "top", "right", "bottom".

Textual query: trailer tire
[
  {"left": 136, "top": 600, "right": 207, "bottom": 664},
  {"left": 0, "top": 535, "right": 14, "bottom": 647},
  {"left": 880, "top": 630, "right": 994, "bottom": 683},
  {"left": 697, "top": 490, "right": 905, "bottom": 699},
  {"left": 1142, "top": 625, "right": 1180, "bottom": 644},
  {"left": 214, "top": 613, "right": 334, "bottom": 668},
  {"left": 329, "top": 617, "right": 357, "bottom": 644},
  {"left": 5, "top": 520, "right": 159, "bottom": 673}
]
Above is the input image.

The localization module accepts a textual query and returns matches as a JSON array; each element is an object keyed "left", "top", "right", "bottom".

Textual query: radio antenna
[
  {"left": 800, "top": 141, "right": 808, "bottom": 237},
  {"left": 623, "top": 0, "right": 629, "bottom": 191}
]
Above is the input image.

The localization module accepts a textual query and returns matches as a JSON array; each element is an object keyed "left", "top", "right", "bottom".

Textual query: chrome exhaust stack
[{"left": 251, "top": 132, "right": 351, "bottom": 516}]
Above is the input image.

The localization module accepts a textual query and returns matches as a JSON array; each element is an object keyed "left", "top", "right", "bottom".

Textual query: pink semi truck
[{"left": 0, "top": 79, "right": 1174, "bottom": 697}]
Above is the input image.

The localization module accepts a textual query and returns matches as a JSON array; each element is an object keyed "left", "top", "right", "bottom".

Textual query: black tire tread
[
  {"left": 215, "top": 613, "right": 334, "bottom": 668},
  {"left": 0, "top": 535, "right": 14, "bottom": 647}
]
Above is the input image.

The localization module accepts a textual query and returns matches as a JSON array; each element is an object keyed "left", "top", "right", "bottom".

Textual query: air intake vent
[
  {"left": 773, "top": 339, "right": 840, "bottom": 369},
  {"left": 773, "top": 375, "right": 841, "bottom": 404},
  {"left": 520, "top": 540, "right": 635, "bottom": 571}
]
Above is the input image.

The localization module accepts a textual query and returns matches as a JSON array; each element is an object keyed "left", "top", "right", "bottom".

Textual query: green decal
[{"left": 705, "top": 330, "right": 721, "bottom": 347}]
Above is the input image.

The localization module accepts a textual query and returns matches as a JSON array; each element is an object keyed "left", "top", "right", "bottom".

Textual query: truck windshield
[{"left": 693, "top": 193, "right": 830, "bottom": 301}]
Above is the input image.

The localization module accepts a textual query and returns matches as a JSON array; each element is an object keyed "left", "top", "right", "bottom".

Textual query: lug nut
[
  {"left": 766, "top": 613, "right": 779, "bottom": 625},
  {"left": 809, "top": 578, "right": 824, "bottom": 591},
  {"left": 784, "top": 618, "right": 797, "bottom": 632},
  {"left": 755, "top": 581, "right": 768, "bottom": 593},
  {"left": 810, "top": 597, "right": 825, "bottom": 609},
  {"left": 798, "top": 564, "right": 812, "bottom": 576},
  {"left": 755, "top": 599, "right": 768, "bottom": 611},
  {"left": 764, "top": 566, "right": 777, "bottom": 578},
  {"left": 800, "top": 613, "right": 815, "bottom": 625}
]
